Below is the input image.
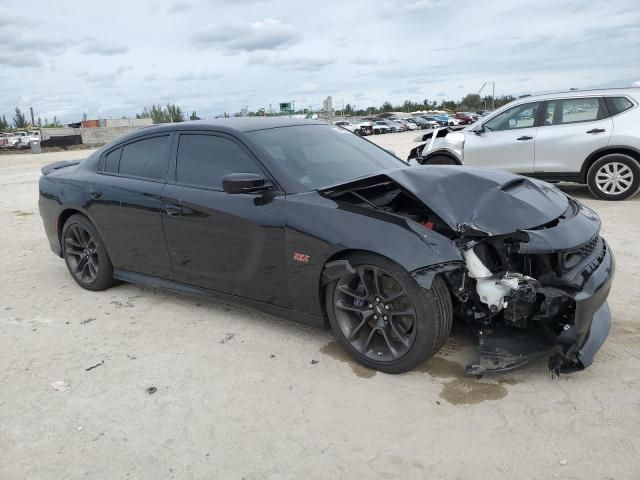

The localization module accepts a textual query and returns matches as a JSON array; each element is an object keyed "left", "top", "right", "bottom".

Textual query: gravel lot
[{"left": 1, "top": 136, "right": 639, "bottom": 479}]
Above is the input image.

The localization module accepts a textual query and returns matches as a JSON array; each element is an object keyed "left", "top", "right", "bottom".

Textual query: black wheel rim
[
  {"left": 333, "top": 265, "right": 417, "bottom": 362},
  {"left": 64, "top": 224, "right": 99, "bottom": 284}
]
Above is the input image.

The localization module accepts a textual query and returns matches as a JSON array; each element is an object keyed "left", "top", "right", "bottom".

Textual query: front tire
[
  {"left": 62, "top": 214, "right": 117, "bottom": 291},
  {"left": 587, "top": 153, "right": 640, "bottom": 200},
  {"left": 325, "top": 253, "right": 452, "bottom": 374},
  {"left": 424, "top": 155, "right": 458, "bottom": 165}
]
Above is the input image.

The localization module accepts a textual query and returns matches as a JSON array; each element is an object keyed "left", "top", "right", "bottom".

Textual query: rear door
[
  {"left": 533, "top": 96, "right": 612, "bottom": 173},
  {"left": 89, "top": 133, "right": 173, "bottom": 278},
  {"left": 463, "top": 102, "right": 541, "bottom": 173},
  {"left": 161, "top": 131, "right": 289, "bottom": 307}
]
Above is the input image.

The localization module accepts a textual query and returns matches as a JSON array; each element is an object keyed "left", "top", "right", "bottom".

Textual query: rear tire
[
  {"left": 325, "top": 253, "right": 452, "bottom": 374},
  {"left": 62, "top": 214, "right": 117, "bottom": 291},
  {"left": 587, "top": 153, "right": 640, "bottom": 200}
]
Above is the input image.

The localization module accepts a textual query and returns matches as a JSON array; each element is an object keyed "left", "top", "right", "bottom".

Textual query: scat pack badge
[{"left": 293, "top": 252, "right": 310, "bottom": 264}]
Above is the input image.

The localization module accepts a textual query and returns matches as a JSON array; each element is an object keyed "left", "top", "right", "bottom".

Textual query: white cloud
[
  {"left": 191, "top": 18, "right": 300, "bottom": 52},
  {"left": 1, "top": 0, "right": 638, "bottom": 122}
]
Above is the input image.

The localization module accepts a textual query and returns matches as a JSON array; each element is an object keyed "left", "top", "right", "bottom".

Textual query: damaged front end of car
[{"left": 321, "top": 166, "right": 615, "bottom": 375}]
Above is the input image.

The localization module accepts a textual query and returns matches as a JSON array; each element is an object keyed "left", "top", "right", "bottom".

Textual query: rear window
[
  {"left": 103, "top": 148, "right": 121, "bottom": 173},
  {"left": 605, "top": 96, "right": 634, "bottom": 116},
  {"left": 544, "top": 98, "right": 603, "bottom": 125},
  {"left": 118, "top": 135, "right": 170, "bottom": 180}
]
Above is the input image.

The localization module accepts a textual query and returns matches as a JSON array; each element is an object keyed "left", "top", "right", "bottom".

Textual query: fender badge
[{"left": 293, "top": 252, "right": 310, "bottom": 263}]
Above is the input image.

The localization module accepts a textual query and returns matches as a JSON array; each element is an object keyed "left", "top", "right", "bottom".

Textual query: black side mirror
[{"left": 222, "top": 172, "right": 270, "bottom": 194}]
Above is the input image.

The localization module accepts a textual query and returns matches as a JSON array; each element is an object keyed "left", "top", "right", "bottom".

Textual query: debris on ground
[
  {"left": 127, "top": 354, "right": 137, "bottom": 360},
  {"left": 270, "top": 354, "right": 276, "bottom": 358},
  {"left": 310, "top": 359, "right": 319, "bottom": 365},
  {"left": 85, "top": 360, "right": 104, "bottom": 371},
  {"left": 110, "top": 301, "right": 134, "bottom": 309},
  {"left": 146, "top": 386, "right": 157, "bottom": 395},
  {"left": 219, "top": 333, "right": 235, "bottom": 344},
  {"left": 51, "top": 380, "right": 71, "bottom": 391},
  {"left": 559, "top": 459, "right": 568, "bottom": 466},
  {"left": 80, "top": 317, "right": 96, "bottom": 324}
]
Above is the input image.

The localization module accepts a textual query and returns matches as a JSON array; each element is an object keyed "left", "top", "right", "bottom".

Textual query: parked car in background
[
  {"left": 373, "top": 120, "right": 393, "bottom": 134},
  {"left": 391, "top": 119, "right": 408, "bottom": 132},
  {"left": 399, "top": 119, "right": 418, "bottom": 130},
  {"left": 408, "top": 88, "right": 640, "bottom": 200},
  {"left": 420, "top": 116, "right": 441, "bottom": 129},
  {"left": 405, "top": 117, "right": 429, "bottom": 129},
  {"left": 375, "top": 119, "right": 401, "bottom": 133},
  {"left": 354, "top": 121, "right": 374, "bottom": 136},
  {"left": 6, "top": 131, "right": 31, "bottom": 149},
  {"left": 454, "top": 112, "right": 477, "bottom": 125},
  {"left": 475, "top": 110, "right": 491, "bottom": 117},
  {"left": 333, "top": 120, "right": 361, "bottom": 134},
  {"left": 0, "top": 133, "right": 9, "bottom": 149}
]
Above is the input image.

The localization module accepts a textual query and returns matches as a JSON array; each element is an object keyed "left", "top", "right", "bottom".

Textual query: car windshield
[{"left": 246, "top": 125, "right": 407, "bottom": 190}]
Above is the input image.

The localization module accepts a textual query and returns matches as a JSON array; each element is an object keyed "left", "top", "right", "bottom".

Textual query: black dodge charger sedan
[{"left": 39, "top": 118, "right": 614, "bottom": 375}]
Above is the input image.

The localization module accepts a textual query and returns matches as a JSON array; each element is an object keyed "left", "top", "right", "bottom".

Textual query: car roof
[
  {"left": 108, "top": 118, "right": 328, "bottom": 145},
  {"left": 512, "top": 87, "right": 640, "bottom": 102}
]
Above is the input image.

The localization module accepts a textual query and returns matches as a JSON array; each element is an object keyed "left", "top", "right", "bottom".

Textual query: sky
[{"left": 1, "top": 0, "right": 639, "bottom": 123}]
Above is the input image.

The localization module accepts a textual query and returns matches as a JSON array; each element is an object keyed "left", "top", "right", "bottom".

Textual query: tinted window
[
  {"left": 605, "top": 96, "right": 634, "bottom": 116},
  {"left": 544, "top": 97, "right": 602, "bottom": 125},
  {"left": 103, "top": 148, "right": 121, "bottom": 173},
  {"left": 176, "top": 134, "right": 262, "bottom": 189},
  {"left": 119, "top": 136, "right": 170, "bottom": 180},
  {"left": 483, "top": 102, "right": 539, "bottom": 131},
  {"left": 246, "top": 125, "right": 406, "bottom": 190}
]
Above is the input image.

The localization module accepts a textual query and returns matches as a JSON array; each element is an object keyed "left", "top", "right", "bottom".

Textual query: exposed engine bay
[{"left": 322, "top": 168, "right": 614, "bottom": 375}]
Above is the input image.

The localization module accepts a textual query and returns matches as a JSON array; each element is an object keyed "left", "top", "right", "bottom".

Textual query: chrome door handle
[
  {"left": 516, "top": 136, "right": 533, "bottom": 141},
  {"left": 586, "top": 128, "right": 605, "bottom": 134}
]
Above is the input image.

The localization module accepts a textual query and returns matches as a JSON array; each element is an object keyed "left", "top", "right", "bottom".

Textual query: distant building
[
  {"left": 322, "top": 96, "right": 333, "bottom": 114},
  {"left": 80, "top": 118, "right": 152, "bottom": 128}
]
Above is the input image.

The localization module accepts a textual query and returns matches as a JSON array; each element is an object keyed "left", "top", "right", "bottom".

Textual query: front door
[
  {"left": 464, "top": 102, "right": 541, "bottom": 173},
  {"left": 161, "top": 132, "right": 289, "bottom": 307}
]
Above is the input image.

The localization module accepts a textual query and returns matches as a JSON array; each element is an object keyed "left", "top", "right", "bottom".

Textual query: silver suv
[{"left": 413, "top": 88, "right": 640, "bottom": 200}]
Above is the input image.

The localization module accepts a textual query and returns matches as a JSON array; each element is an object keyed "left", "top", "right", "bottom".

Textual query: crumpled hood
[{"left": 386, "top": 166, "right": 569, "bottom": 235}]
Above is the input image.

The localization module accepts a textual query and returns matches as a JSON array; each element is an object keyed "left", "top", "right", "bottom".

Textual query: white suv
[{"left": 412, "top": 88, "right": 640, "bottom": 200}]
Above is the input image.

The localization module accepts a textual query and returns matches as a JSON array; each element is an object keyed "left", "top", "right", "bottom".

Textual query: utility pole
[
  {"left": 30, "top": 107, "right": 35, "bottom": 127},
  {"left": 492, "top": 82, "right": 495, "bottom": 111}
]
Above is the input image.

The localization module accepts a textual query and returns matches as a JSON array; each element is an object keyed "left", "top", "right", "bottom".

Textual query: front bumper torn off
[{"left": 466, "top": 241, "right": 615, "bottom": 376}]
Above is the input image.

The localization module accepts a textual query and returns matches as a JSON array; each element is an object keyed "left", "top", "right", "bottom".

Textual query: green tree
[
  {"left": 140, "top": 104, "right": 185, "bottom": 124},
  {"left": 165, "top": 103, "right": 184, "bottom": 123},
  {"left": 381, "top": 101, "right": 393, "bottom": 113},
  {"left": 0, "top": 115, "right": 9, "bottom": 130},
  {"left": 459, "top": 93, "right": 482, "bottom": 111},
  {"left": 13, "top": 108, "right": 28, "bottom": 128}
]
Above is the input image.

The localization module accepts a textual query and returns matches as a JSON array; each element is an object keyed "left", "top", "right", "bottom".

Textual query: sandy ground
[{"left": 1, "top": 138, "right": 639, "bottom": 480}]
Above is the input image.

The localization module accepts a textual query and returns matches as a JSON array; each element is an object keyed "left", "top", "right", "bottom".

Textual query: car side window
[
  {"left": 118, "top": 136, "right": 170, "bottom": 180},
  {"left": 176, "top": 134, "right": 263, "bottom": 190},
  {"left": 544, "top": 97, "right": 603, "bottom": 125},
  {"left": 483, "top": 102, "right": 539, "bottom": 131},
  {"left": 605, "top": 96, "right": 634, "bottom": 116},
  {"left": 103, "top": 148, "right": 121, "bottom": 173}
]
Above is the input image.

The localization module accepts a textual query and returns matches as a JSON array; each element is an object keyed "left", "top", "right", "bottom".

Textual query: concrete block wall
[
  {"left": 41, "top": 126, "right": 149, "bottom": 145},
  {"left": 80, "top": 126, "right": 145, "bottom": 145}
]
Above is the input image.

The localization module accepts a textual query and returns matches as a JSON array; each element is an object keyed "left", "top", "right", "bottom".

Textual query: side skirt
[{"left": 113, "top": 269, "right": 329, "bottom": 330}]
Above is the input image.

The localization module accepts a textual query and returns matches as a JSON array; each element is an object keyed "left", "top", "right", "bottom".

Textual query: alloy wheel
[
  {"left": 64, "top": 224, "right": 99, "bottom": 284},
  {"left": 333, "top": 264, "right": 417, "bottom": 362},
  {"left": 595, "top": 162, "right": 634, "bottom": 195}
]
